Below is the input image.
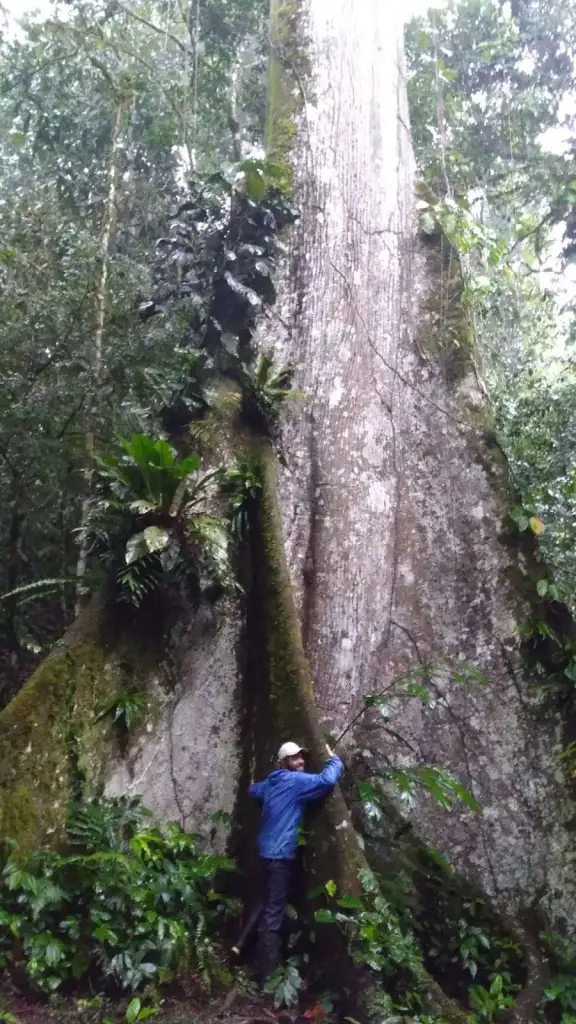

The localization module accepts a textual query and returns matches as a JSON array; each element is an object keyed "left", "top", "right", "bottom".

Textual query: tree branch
[
  {"left": 117, "top": 2, "right": 189, "bottom": 53},
  {"left": 507, "top": 210, "right": 554, "bottom": 256}
]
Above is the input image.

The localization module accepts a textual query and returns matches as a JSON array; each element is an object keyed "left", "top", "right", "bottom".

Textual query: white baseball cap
[{"left": 277, "top": 741, "right": 308, "bottom": 762}]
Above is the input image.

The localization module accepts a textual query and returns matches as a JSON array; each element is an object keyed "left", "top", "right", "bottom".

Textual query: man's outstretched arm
[
  {"left": 249, "top": 780, "right": 266, "bottom": 799},
  {"left": 293, "top": 747, "right": 344, "bottom": 801}
]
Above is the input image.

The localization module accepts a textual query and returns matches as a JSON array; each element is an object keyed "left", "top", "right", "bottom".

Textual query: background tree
[
  {"left": 0, "top": 0, "right": 268, "bottom": 698},
  {"left": 407, "top": 0, "right": 576, "bottom": 607}
]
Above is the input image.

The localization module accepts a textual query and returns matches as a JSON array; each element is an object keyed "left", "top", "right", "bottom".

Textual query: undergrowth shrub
[{"left": 0, "top": 795, "right": 236, "bottom": 994}]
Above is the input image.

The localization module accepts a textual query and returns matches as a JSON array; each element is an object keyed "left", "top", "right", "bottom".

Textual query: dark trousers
[{"left": 257, "top": 858, "right": 293, "bottom": 978}]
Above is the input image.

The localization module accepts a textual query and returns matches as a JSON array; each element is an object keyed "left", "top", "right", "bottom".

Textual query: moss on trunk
[
  {"left": 249, "top": 438, "right": 470, "bottom": 1022},
  {"left": 256, "top": 440, "right": 366, "bottom": 883},
  {"left": 0, "top": 590, "right": 167, "bottom": 850},
  {"left": 265, "top": 0, "right": 309, "bottom": 178}
]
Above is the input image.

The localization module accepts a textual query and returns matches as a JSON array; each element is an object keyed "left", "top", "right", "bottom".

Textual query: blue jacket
[{"left": 249, "top": 755, "right": 343, "bottom": 860}]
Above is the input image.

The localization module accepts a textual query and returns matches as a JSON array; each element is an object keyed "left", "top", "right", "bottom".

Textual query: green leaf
[
  {"left": 325, "top": 879, "right": 337, "bottom": 898},
  {"left": 243, "top": 166, "right": 267, "bottom": 200},
  {"left": 177, "top": 453, "right": 201, "bottom": 477},
  {"left": 126, "top": 998, "right": 142, "bottom": 1024},
  {"left": 45, "top": 940, "right": 65, "bottom": 965},
  {"left": 490, "top": 974, "right": 503, "bottom": 996},
  {"left": 224, "top": 271, "right": 261, "bottom": 308},
  {"left": 380, "top": 765, "right": 480, "bottom": 812},
  {"left": 444, "top": 213, "right": 457, "bottom": 236},
  {"left": 536, "top": 579, "right": 549, "bottom": 597},
  {"left": 0, "top": 578, "right": 75, "bottom": 605},
  {"left": 142, "top": 526, "right": 170, "bottom": 554},
  {"left": 363, "top": 692, "right": 390, "bottom": 708},
  {"left": 560, "top": 740, "right": 576, "bottom": 762},
  {"left": 357, "top": 781, "right": 378, "bottom": 802},
  {"left": 336, "top": 895, "right": 363, "bottom": 909},
  {"left": 314, "top": 909, "right": 335, "bottom": 924},
  {"left": 399, "top": 680, "right": 432, "bottom": 703},
  {"left": 130, "top": 500, "right": 156, "bottom": 514},
  {"left": 420, "top": 210, "right": 436, "bottom": 234},
  {"left": 125, "top": 532, "right": 149, "bottom": 565},
  {"left": 564, "top": 662, "right": 576, "bottom": 683}
]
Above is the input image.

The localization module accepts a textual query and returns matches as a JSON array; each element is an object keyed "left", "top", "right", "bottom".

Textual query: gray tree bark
[
  {"left": 268, "top": 0, "right": 576, "bottom": 935},
  {"left": 2, "top": 0, "right": 574, "bottom": 967}
]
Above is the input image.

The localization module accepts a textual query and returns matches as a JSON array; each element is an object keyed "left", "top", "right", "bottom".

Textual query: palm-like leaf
[
  {"left": 239, "top": 352, "right": 295, "bottom": 430},
  {"left": 85, "top": 435, "right": 234, "bottom": 606},
  {"left": 96, "top": 435, "right": 201, "bottom": 513}
]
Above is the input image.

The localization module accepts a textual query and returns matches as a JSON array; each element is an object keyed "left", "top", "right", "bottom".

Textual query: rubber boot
[{"left": 257, "top": 930, "right": 282, "bottom": 983}]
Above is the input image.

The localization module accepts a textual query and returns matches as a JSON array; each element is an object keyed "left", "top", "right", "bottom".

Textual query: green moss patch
[
  {"left": 0, "top": 596, "right": 165, "bottom": 849},
  {"left": 266, "top": 0, "right": 310, "bottom": 182}
]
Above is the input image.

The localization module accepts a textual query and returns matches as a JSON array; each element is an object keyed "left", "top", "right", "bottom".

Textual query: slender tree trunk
[
  {"left": 185, "top": 0, "right": 201, "bottom": 170},
  {"left": 431, "top": 9, "right": 452, "bottom": 198},
  {"left": 3, "top": 487, "right": 25, "bottom": 690},
  {"left": 59, "top": 467, "right": 74, "bottom": 634},
  {"left": 75, "top": 99, "right": 125, "bottom": 612}
]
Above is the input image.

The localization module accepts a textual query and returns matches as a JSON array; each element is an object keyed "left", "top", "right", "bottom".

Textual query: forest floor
[{"left": 1, "top": 982, "right": 322, "bottom": 1024}]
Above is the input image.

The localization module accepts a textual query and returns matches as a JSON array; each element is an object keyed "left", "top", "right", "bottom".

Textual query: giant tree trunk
[
  {"left": 268, "top": 0, "right": 576, "bottom": 934},
  {"left": 1, "top": 0, "right": 575, "bottom": 1012}
]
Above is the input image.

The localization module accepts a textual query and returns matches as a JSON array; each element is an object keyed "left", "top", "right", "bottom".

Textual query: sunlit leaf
[
  {"left": 529, "top": 515, "right": 544, "bottom": 535},
  {"left": 142, "top": 526, "right": 170, "bottom": 554},
  {"left": 125, "top": 533, "right": 149, "bottom": 565}
]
